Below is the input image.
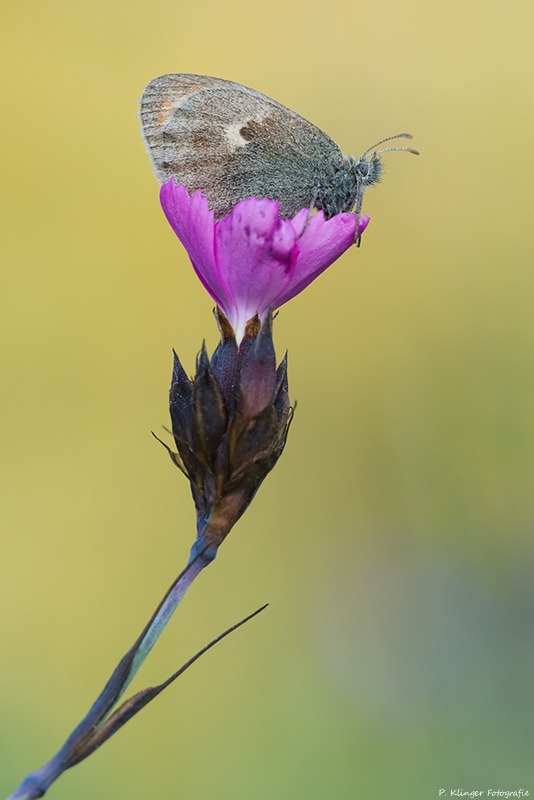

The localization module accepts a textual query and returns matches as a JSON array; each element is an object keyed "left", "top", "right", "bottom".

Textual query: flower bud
[{"left": 168, "top": 308, "right": 292, "bottom": 550}]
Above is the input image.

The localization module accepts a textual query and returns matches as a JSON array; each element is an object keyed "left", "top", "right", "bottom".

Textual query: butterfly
[{"left": 140, "top": 73, "right": 418, "bottom": 237}]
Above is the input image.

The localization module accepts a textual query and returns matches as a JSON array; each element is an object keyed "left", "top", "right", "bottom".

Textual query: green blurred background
[{"left": 1, "top": 0, "right": 534, "bottom": 796}]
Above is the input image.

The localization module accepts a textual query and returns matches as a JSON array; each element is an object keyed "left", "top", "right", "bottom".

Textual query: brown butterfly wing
[{"left": 139, "top": 74, "right": 343, "bottom": 219}]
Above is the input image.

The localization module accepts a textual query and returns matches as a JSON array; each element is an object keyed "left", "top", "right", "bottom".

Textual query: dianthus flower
[{"left": 160, "top": 180, "right": 369, "bottom": 342}]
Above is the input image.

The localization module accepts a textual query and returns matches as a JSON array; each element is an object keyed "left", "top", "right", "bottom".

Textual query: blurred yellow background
[{"left": 1, "top": 0, "right": 534, "bottom": 796}]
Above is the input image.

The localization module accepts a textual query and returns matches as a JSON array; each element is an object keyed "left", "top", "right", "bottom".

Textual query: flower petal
[
  {"left": 160, "top": 181, "right": 233, "bottom": 311},
  {"left": 273, "top": 210, "right": 369, "bottom": 309},
  {"left": 214, "top": 198, "right": 298, "bottom": 341}
]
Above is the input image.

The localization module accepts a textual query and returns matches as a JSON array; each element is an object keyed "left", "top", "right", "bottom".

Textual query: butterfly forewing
[{"left": 140, "top": 74, "right": 343, "bottom": 219}]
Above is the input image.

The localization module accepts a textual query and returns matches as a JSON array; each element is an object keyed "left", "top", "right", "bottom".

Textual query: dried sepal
[
  {"left": 192, "top": 343, "right": 228, "bottom": 461},
  {"left": 167, "top": 309, "right": 292, "bottom": 544},
  {"left": 211, "top": 307, "right": 239, "bottom": 404}
]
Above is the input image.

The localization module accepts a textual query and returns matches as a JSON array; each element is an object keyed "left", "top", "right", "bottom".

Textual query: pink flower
[{"left": 160, "top": 180, "right": 370, "bottom": 342}]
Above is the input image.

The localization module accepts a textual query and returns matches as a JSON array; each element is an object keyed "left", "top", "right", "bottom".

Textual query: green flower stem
[
  {"left": 5, "top": 540, "right": 217, "bottom": 800},
  {"left": 126, "top": 544, "right": 213, "bottom": 695}
]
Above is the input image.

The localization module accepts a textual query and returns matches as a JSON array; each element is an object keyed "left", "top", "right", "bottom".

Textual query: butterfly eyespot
[{"left": 239, "top": 125, "right": 255, "bottom": 141}]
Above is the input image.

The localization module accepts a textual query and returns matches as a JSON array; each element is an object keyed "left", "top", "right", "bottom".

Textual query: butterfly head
[
  {"left": 354, "top": 133, "right": 419, "bottom": 189},
  {"left": 354, "top": 152, "right": 383, "bottom": 188}
]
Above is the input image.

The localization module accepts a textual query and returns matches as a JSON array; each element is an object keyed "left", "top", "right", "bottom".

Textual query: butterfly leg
[
  {"left": 295, "top": 187, "right": 320, "bottom": 239},
  {"left": 353, "top": 183, "right": 364, "bottom": 246}
]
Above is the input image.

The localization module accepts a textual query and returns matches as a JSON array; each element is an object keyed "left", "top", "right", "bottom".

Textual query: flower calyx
[{"left": 166, "top": 308, "right": 292, "bottom": 550}]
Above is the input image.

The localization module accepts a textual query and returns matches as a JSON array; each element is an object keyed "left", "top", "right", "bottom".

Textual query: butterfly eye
[{"left": 357, "top": 161, "right": 369, "bottom": 177}]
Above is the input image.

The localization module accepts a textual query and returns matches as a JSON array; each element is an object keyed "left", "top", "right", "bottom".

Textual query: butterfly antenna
[
  {"left": 360, "top": 133, "right": 414, "bottom": 160},
  {"left": 373, "top": 146, "right": 420, "bottom": 156}
]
